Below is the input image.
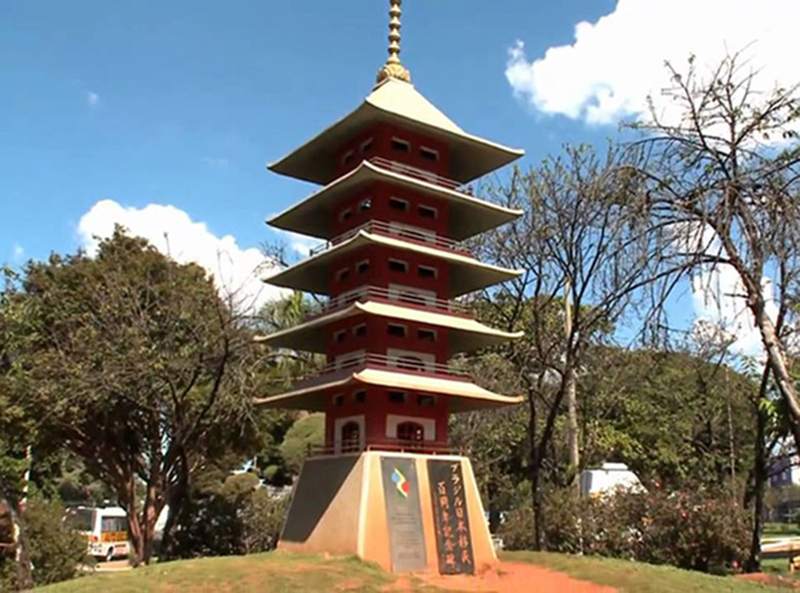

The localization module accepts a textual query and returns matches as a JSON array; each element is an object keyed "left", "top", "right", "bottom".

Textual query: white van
[{"left": 65, "top": 506, "right": 130, "bottom": 562}]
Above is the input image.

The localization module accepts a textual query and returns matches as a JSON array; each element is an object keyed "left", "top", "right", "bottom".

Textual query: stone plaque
[
  {"left": 380, "top": 456, "right": 427, "bottom": 572},
  {"left": 427, "top": 459, "right": 475, "bottom": 575}
]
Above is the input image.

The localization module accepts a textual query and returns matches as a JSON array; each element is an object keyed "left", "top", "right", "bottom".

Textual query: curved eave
[
  {"left": 261, "top": 231, "right": 522, "bottom": 297},
  {"left": 253, "top": 368, "right": 523, "bottom": 413},
  {"left": 267, "top": 160, "right": 523, "bottom": 241},
  {"left": 255, "top": 300, "right": 523, "bottom": 355},
  {"left": 268, "top": 79, "right": 524, "bottom": 186}
]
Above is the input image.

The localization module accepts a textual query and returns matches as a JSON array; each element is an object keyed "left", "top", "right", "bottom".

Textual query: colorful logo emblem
[{"left": 391, "top": 468, "right": 410, "bottom": 498}]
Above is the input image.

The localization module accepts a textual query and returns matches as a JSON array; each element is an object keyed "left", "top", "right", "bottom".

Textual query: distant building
[
  {"left": 769, "top": 456, "right": 800, "bottom": 489},
  {"left": 580, "top": 462, "right": 643, "bottom": 497}
]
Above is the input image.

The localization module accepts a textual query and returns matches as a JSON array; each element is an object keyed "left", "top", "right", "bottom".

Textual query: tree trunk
[
  {"left": 564, "top": 277, "right": 580, "bottom": 490},
  {"left": 528, "top": 393, "right": 545, "bottom": 550},
  {"left": 0, "top": 475, "right": 33, "bottom": 590},
  {"left": 566, "top": 367, "right": 579, "bottom": 488},
  {"left": 746, "top": 368, "right": 770, "bottom": 573},
  {"left": 751, "top": 300, "right": 800, "bottom": 448}
]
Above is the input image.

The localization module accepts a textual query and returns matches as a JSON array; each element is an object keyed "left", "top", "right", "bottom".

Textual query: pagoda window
[
  {"left": 336, "top": 268, "right": 350, "bottom": 282},
  {"left": 360, "top": 138, "right": 374, "bottom": 153},
  {"left": 341, "top": 150, "right": 354, "bottom": 166},
  {"left": 341, "top": 422, "right": 361, "bottom": 453},
  {"left": 333, "top": 394, "right": 345, "bottom": 407},
  {"left": 418, "top": 265, "right": 438, "bottom": 279},
  {"left": 420, "top": 146, "right": 439, "bottom": 162},
  {"left": 353, "top": 390, "right": 367, "bottom": 404},
  {"left": 389, "top": 197, "right": 409, "bottom": 212},
  {"left": 397, "top": 421, "right": 425, "bottom": 443},
  {"left": 339, "top": 208, "right": 353, "bottom": 222},
  {"left": 417, "top": 394, "right": 437, "bottom": 408},
  {"left": 356, "top": 260, "right": 370, "bottom": 274},
  {"left": 388, "top": 391, "right": 408, "bottom": 404},
  {"left": 418, "top": 204, "right": 438, "bottom": 219},
  {"left": 352, "top": 323, "right": 367, "bottom": 337},
  {"left": 387, "top": 323, "right": 407, "bottom": 337},
  {"left": 418, "top": 329, "right": 437, "bottom": 342},
  {"left": 358, "top": 197, "right": 372, "bottom": 212},
  {"left": 388, "top": 259, "right": 408, "bottom": 274},
  {"left": 391, "top": 137, "right": 411, "bottom": 153},
  {"left": 334, "top": 330, "right": 346, "bottom": 344}
]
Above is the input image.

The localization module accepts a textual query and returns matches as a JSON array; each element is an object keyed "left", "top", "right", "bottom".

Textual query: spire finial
[{"left": 376, "top": 0, "right": 411, "bottom": 84}]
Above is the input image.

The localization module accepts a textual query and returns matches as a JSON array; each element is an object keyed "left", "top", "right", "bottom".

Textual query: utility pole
[{"left": 565, "top": 275, "right": 580, "bottom": 492}]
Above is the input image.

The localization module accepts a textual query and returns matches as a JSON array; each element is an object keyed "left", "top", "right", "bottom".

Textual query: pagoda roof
[
  {"left": 268, "top": 159, "right": 523, "bottom": 241},
  {"left": 255, "top": 300, "right": 523, "bottom": 355},
  {"left": 269, "top": 78, "right": 524, "bottom": 186},
  {"left": 262, "top": 230, "right": 522, "bottom": 297},
  {"left": 254, "top": 367, "right": 523, "bottom": 412}
]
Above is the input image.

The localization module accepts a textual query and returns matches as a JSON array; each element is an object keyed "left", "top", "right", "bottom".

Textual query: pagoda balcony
[
  {"left": 306, "top": 439, "right": 460, "bottom": 458},
  {"left": 309, "top": 219, "right": 470, "bottom": 257},
  {"left": 296, "top": 353, "right": 471, "bottom": 390},
  {"left": 368, "top": 157, "right": 473, "bottom": 195},
  {"left": 312, "top": 286, "right": 470, "bottom": 319}
]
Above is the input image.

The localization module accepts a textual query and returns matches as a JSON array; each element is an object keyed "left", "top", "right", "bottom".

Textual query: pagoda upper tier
[
  {"left": 269, "top": 159, "right": 523, "bottom": 241},
  {"left": 269, "top": 77, "right": 523, "bottom": 186},
  {"left": 266, "top": 229, "right": 521, "bottom": 297}
]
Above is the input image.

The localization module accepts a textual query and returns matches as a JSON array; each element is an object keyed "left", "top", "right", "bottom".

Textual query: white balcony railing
[
  {"left": 309, "top": 220, "right": 468, "bottom": 257},
  {"left": 369, "top": 157, "right": 472, "bottom": 194},
  {"left": 310, "top": 286, "right": 469, "bottom": 319},
  {"left": 294, "top": 352, "right": 470, "bottom": 390}
]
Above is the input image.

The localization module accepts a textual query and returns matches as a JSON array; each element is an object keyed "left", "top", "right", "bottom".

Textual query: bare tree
[
  {"left": 628, "top": 52, "right": 800, "bottom": 448},
  {"left": 473, "top": 144, "right": 675, "bottom": 549}
]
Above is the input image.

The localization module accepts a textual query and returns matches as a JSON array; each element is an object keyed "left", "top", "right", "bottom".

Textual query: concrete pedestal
[{"left": 278, "top": 451, "right": 496, "bottom": 574}]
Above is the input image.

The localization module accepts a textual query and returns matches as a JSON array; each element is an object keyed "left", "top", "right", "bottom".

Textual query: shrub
[
  {"left": 279, "top": 414, "right": 325, "bottom": 475},
  {"left": 23, "top": 497, "right": 87, "bottom": 586},
  {"left": 240, "top": 488, "right": 289, "bottom": 554},
  {"left": 164, "top": 472, "right": 288, "bottom": 559},
  {"left": 500, "top": 484, "right": 749, "bottom": 574}
]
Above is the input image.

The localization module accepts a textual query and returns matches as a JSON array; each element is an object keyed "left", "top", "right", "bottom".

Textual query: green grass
[
  {"left": 39, "top": 550, "right": 797, "bottom": 593},
  {"left": 763, "top": 523, "right": 800, "bottom": 538},
  {"left": 39, "top": 552, "right": 398, "bottom": 593},
  {"left": 503, "top": 551, "right": 790, "bottom": 593}
]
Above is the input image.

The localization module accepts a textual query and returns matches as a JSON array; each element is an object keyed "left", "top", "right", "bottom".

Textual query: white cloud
[
  {"left": 689, "top": 247, "right": 781, "bottom": 358},
  {"left": 12, "top": 245, "right": 24, "bottom": 263},
  {"left": 86, "top": 91, "right": 99, "bottom": 108},
  {"left": 506, "top": 0, "right": 800, "bottom": 125},
  {"left": 78, "top": 199, "right": 284, "bottom": 312}
]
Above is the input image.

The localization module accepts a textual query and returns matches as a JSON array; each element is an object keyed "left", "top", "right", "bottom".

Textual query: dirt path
[{"left": 390, "top": 562, "right": 616, "bottom": 592}]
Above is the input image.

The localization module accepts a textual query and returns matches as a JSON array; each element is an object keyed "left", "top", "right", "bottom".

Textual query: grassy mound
[{"left": 39, "top": 550, "right": 791, "bottom": 592}]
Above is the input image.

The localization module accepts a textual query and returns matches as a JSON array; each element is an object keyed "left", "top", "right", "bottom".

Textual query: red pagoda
[{"left": 257, "top": 0, "right": 524, "bottom": 575}]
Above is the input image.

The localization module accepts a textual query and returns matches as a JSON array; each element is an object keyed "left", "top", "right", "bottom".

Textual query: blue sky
[
  {"left": 0, "top": 0, "right": 615, "bottom": 263},
  {"left": 2, "top": 0, "right": 794, "bottom": 352}
]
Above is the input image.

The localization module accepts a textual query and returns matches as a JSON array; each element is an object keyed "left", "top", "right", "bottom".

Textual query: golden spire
[{"left": 376, "top": 0, "right": 411, "bottom": 84}]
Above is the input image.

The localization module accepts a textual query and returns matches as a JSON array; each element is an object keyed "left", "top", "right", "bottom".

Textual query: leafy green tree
[
  {"left": 2, "top": 229, "right": 261, "bottom": 566},
  {"left": 580, "top": 347, "right": 757, "bottom": 490}
]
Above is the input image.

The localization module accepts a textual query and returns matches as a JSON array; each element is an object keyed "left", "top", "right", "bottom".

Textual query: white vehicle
[
  {"left": 580, "top": 462, "right": 643, "bottom": 498},
  {"left": 65, "top": 506, "right": 130, "bottom": 562}
]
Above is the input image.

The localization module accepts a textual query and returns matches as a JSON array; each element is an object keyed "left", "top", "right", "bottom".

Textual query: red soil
[
  {"left": 736, "top": 572, "right": 800, "bottom": 590},
  {"left": 408, "top": 561, "right": 617, "bottom": 592}
]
